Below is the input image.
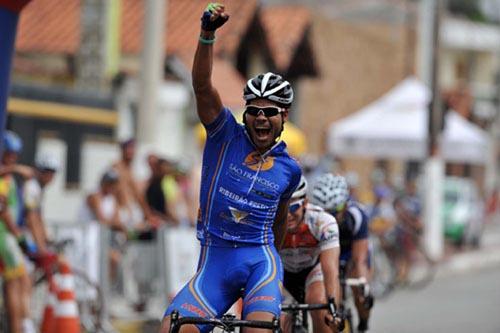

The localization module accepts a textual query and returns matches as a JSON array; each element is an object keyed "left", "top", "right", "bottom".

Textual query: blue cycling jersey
[
  {"left": 339, "top": 201, "right": 369, "bottom": 262},
  {"left": 198, "top": 108, "right": 302, "bottom": 246}
]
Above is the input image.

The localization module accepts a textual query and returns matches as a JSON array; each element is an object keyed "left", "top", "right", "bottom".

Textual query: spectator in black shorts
[{"left": 145, "top": 154, "right": 179, "bottom": 226}]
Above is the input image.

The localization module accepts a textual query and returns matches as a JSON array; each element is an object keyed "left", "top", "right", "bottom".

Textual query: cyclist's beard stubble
[{"left": 244, "top": 114, "right": 284, "bottom": 151}]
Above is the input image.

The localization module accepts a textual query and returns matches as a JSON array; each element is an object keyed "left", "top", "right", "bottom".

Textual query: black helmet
[{"left": 243, "top": 72, "right": 294, "bottom": 108}]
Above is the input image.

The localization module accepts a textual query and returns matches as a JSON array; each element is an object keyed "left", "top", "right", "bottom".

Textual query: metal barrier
[
  {"left": 48, "top": 221, "right": 200, "bottom": 330},
  {"left": 49, "top": 222, "right": 115, "bottom": 333}
]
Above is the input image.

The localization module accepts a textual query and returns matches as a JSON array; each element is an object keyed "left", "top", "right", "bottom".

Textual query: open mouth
[{"left": 255, "top": 127, "right": 271, "bottom": 139}]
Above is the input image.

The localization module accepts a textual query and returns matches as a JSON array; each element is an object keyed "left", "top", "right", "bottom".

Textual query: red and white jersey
[{"left": 280, "top": 204, "right": 340, "bottom": 273}]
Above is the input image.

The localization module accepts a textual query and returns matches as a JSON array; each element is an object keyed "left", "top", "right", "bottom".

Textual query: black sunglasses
[{"left": 244, "top": 105, "right": 283, "bottom": 118}]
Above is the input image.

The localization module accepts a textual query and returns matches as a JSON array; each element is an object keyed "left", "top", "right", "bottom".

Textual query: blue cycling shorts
[{"left": 164, "top": 244, "right": 283, "bottom": 333}]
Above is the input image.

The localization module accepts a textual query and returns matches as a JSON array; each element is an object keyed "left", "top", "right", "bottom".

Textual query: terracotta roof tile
[
  {"left": 15, "top": 0, "right": 252, "bottom": 111},
  {"left": 16, "top": 0, "right": 257, "bottom": 59},
  {"left": 261, "top": 5, "right": 311, "bottom": 71},
  {"left": 121, "top": 0, "right": 258, "bottom": 58},
  {"left": 15, "top": 0, "right": 312, "bottom": 75},
  {"left": 16, "top": 0, "right": 80, "bottom": 54}
]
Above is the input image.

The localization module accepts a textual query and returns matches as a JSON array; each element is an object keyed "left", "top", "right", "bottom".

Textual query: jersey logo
[
  {"left": 283, "top": 226, "right": 319, "bottom": 248},
  {"left": 229, "top": 207, "right": 249, "bottom": 223},
  {"left": 243, "top": 152, "right": 274, "bottom": 171}
]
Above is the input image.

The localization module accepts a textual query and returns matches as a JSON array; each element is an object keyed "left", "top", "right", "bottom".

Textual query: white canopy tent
[{"left": 328, "top": 77, "right": 488, "bottom": 164}]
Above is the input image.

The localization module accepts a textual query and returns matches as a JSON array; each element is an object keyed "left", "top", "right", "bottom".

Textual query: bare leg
[
  {"left": 5, "top": 278, "right": 23, "bottom": 333},
  {"left": 109, "top": 249, "right": 121, "bottom": 284},
  {"left": 20, "top": 272, "right": 32, "bottom": 320},
  {"left": 280, "top": 312, "right": 292, "bottom": 333},
  {"left": 351, "top": 286, "right": 370, "bottom": 331},
  {"left": 243, "top": 311, "right": 275, "bottom": 333}
]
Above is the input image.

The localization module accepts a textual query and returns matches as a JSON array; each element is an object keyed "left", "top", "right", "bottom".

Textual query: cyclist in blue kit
[
  {"left": 311, "top": 174, "right": 373, "bottom": 332},
  {"left": 159, "top": 3, "right": 302, "bottom": 333}
]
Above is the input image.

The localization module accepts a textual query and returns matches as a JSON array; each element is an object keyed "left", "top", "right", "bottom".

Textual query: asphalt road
[{"left": 369, "top": 265, "right": 500, "bottom": 333}]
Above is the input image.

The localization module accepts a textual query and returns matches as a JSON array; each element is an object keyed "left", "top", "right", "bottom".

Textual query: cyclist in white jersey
[
  {"left": 280, "top": 177, "right": 342, "bottom": 333},
  {"left": 311, "top": 174, "right": 373, "bottom": 332},
  {"left": 22, "top": 154, "right": 59, "bottom": 256}
]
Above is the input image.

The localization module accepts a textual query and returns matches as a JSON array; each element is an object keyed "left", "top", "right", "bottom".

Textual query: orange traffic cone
[
  {"left": 53, "top": 260, "right": 80, "bottom": 333},
  {"left": 40, "top": 278, "right": 57, "bottom": 333}
]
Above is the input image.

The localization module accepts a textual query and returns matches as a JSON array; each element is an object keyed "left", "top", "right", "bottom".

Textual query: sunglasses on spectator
[
  {"left": 289, "top": 199, "right": 305, "bottom": 214},
  {"left": 245, "top": 105, "right": 284, "bottom": 117}
]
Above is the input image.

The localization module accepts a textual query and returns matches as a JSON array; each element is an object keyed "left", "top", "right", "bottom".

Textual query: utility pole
[
  {"left": 78, "top": 0, "right": 107, "bottom": 91},
  {"left": 404, "top": 0, "right": 416, "bottom": 77},
  {"left": 485, "top": 68, "right": 500, "bottom": 196},
  {"left": 419, "top": 0, "right": 444, "bottom": 260},
  {"left": 138, "top": 0, "right": 166, "bottom": 145}
]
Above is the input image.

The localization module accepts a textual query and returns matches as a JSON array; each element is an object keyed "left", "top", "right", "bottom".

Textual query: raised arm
[{"left": 192, "top": 3, "right": 229, "bottom": 125}]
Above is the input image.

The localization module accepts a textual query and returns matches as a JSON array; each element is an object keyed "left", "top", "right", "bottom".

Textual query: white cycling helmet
[
  {"left": 291, "top": 176, "right": 308, "bottom": 200},
  {"left": 311, "top": 173, "right": 349, "bottom": 211},
  {"left": 243, "top": 72, "right": 294, "bottom": 107},
  {"left": 35, "top": 154, "right": 60, "bottom": 172}
]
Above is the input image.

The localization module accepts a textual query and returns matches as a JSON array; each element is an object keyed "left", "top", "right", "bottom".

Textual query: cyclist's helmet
[
  {"left": 3, "top": 131, "right": 23, "bottom": 153},
  {"left": 291, "top": 176, "right": 308, "bottom": 200},
  {"left": 311, "top": 173, "right": 349, "bottom": 213},
  {"left": 35, "top": 154, "right": 60, "bottom": 172},
  {"left": 243, "top": 72, "right": 294, "bottom": 108}
]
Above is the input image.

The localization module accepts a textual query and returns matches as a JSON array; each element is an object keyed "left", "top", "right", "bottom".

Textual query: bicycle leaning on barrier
[
  {"left": 372, "top": 221, "right": 436, "bottom": 291},
  {"left": 29, "top": 239, "right": 104, "bottom": 333}
]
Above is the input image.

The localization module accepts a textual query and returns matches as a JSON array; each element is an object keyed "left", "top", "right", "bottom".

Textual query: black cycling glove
[{"left": 201, "top": 3, "right": 229, "bottom": 31}]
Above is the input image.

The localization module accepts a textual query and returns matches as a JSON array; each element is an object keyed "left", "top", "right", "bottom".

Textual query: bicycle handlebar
[
  {"left": 342, "top": 277, "right": 372, "bottom": 298},
  {"left": 281, "top": 302, "right": 331, "bottom": 311},
  {"left": 343, "top": 277, "right": 367, "bottom": 287},
  {"left": 169, "top": 311, "right": 280, "bottom": 333},
  {"left": 49, "top": 238, "right": 74, "bottom": 253},
  {"left": 282, "top": 298, "right": 343, "bottom": 331},
  {"left": 282, "top": 297, "right": 338, "bottom": 315}
]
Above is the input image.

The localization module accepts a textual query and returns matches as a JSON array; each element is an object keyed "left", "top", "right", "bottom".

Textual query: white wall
[
  {"left": 154, "top": 81, "right": 190, "bottom": 159},
  {"left": 39, "top": 79, "right": 194, "bottom": 225},
  {"left": 80, "top": 139, "right": 120, "bottom": 192},
  {"left": 37, "top": 137, "right": 120, "bottom": 225}
]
